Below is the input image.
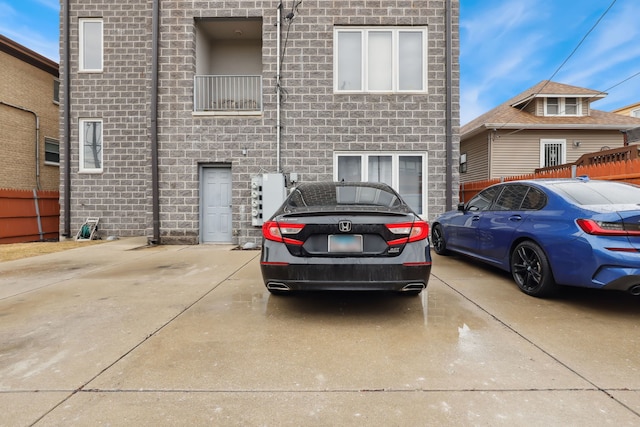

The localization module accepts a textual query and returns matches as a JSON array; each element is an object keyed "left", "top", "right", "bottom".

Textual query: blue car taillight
[{"left": 576, "top": 219, "right": 640, "bottom": 236}]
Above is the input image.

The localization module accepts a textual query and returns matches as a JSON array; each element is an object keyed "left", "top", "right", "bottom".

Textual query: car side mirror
[{"left": 457, "top": 202, "right": 466, "bottom": 212}]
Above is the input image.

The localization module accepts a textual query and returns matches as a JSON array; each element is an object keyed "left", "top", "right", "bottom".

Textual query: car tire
[
  {"left": 510, "top": 241, "right": 556, "bottom": 297},
  {"left": 431, "top": 223, "right": 449, "bottom": 255}
]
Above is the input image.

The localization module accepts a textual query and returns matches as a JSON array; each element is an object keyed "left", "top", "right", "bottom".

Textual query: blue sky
[{"left": 2, "top": 0, "right": 639, "bottom": 125}]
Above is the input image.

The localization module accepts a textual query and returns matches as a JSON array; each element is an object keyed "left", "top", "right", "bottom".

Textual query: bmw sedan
[
  {"left": 431, "top": 178, "right": 640, "bottom": 297},
  {"left": 260, "top": 181, "right": 431, "bottom": 295}
]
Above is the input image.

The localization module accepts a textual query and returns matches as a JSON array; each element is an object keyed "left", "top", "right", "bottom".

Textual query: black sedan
[{"left": 260, "top": 181, "right": 432, "bottom": 295}]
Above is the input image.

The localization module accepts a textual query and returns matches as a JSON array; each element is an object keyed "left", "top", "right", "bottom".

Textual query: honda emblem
[{"left": 338, "top": 221, "right": 352, "bottom": 232}]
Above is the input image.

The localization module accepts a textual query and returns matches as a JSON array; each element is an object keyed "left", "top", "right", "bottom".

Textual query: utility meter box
[
  {"left": 250, "top": 176, "right": 263, "bottom": 226},
  {"left": 251, "top": 173, "right": 286, "bottom": 226},
  {"left": 261, "top": 173, "right": 286, "bottom": 222}
]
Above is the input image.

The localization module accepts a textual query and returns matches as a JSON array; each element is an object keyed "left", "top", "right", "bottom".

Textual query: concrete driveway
[{"left": 0, "top": 238, "right": 639, "bottom": 426}]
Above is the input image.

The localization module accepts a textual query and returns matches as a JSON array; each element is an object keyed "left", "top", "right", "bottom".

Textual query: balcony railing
[{"left": 194, "top": 75, "right": 262, "bottom": 113}]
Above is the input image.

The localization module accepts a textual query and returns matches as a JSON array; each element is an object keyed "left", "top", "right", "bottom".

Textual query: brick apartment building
[
  {"left": 60, "top": 0, "right": 460, "bottom": 245},
  {"left": 0, "top": 35, "right": 60, "bottom": 191}
]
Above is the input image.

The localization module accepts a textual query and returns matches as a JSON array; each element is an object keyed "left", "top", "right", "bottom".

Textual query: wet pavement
[{"left": 0, "top": 237, "right": 639, "bottom": 426}]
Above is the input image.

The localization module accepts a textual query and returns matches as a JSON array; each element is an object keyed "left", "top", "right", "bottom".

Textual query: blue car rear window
[{"left": 551, "top": 181, "right": 640, "bottom": 205}]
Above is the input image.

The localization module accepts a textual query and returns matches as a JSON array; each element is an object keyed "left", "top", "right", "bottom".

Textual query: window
[
  {"left": 520, "top": 187, "right": 546, "bottom": 210},
  {"left": 545, "top": 97, "right": 581, "bottom": 116},
  {"left": 540, "top": 139, "right": 565, "bottom": 168},
  {"left": 466, "top": 186, "right": 501, "bottom": 212},
  {"left": 53, "top": 79, "right": 60, "bottom": 104},
  {"left": 565, "top": 97, "right": 578, "bottom": 115},
  {"left": 494, "top": 184, "right": 528, "bottom": 211},
  {"left": 79, "top": 119, "right": 103, "bottom": 172},
  {"left": 79, "top": 18, "right": 103, "bottom": 72},
  {"left": 335, "top": 27, "right": 427, "bottom": 93},
  {"left": 632, "top": 108, "right": 640, "bottom": 118},
  {"left": 44, "top": 138, "right": 60, "bottom": 165},
  {"left": 460, "top": 153, "right": 467, "bottom": 173},
  {"left": 546, "top": 98, "right": 559, "bottom": 115},
  {"left": 335, "top": 152, "right": 426, "bottom": 215}
]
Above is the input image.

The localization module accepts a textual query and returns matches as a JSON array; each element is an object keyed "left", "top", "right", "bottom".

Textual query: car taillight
[
  {"left": 386, "top": 221, "right": 429, "bottom": 245},
  {"left": 576, "top": 219, "right": 640, "bottom": 236},
  {"left": 262, "top": 221, "right": 305, "bottom": 245}
]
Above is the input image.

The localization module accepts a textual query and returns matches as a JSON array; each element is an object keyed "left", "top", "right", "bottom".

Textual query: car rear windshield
[
  {"left": 551, "top": 181, "right": 640, "bottom": 205},
  {"left": 286, "top": 183, "right": 403, "bottom": 209}
]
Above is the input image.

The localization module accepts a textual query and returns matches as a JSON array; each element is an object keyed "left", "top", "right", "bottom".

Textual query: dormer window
[
  {"left": 545, "top": 97, "right": 581, "bottom": 116},
  {"left": 565, "top": 97, "right": 578, "bottom": 115},
  {"left": 546, "top": 97, "right": 559, "bottom": 115}
]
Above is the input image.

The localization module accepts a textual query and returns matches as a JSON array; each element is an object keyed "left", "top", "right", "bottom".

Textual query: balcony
[{"left": 194, "top": 75, "right": 262, "bottom": 114}]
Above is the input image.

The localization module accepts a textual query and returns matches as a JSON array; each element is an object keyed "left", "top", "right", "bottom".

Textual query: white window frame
[
  {"left": 44, "top": 137, "right": 60, "bottom": 166},
  {"left": 544, "top": 97, "right": 582, "bottom": 116},
  {"left": 631, "top": 108, "right": 640, "bottom": 118},
  {"left": 333, "top": 152, "right": 427, "bottom": 217},
  {"left": 540, "top": 139, "right": 566, "bottom": 168},
  {"left": 79, "top": 118, "right": 103, "bottom": 173},
  {"left": 79, "top": 18, "right": 104, "bottom": 72},
  {"left": 334, "top": 27, "right": 428, "bottom": 94}
]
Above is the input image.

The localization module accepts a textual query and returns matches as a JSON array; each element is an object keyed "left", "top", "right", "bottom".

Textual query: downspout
[
  {"left": 444, "top": 0, "right": 454, "bottom": 211},
  {"left": 150, "top": 0, "right": 160, "bottom": 244},
  {"left": 0, "top": 101, "right": 40, "bottom": 190},
  {"left": 63, "top": 0, "right": 71, "bottom": 237},
  {"left": 276, "top": 2, "right": 282, "bottom": 173}
]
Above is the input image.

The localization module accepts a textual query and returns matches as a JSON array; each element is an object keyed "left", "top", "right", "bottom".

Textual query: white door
[{"left": 201, "top": 167, "right": 232, "bottom": 243}]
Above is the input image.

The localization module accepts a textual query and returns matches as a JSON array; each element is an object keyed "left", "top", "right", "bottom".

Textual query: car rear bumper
[
  {"left": 260, "top": 262, "right": 431, "bottom": 292},
  {"left": 592, "top": 266, "right": 640, "bottom": 293}
]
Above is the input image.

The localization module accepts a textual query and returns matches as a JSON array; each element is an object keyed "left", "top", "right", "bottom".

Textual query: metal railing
[{"left": 194, "top": 75, "right": 262, "bottom": 113}]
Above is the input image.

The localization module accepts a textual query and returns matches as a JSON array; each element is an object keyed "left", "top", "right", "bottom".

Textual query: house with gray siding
[{"left": 60, "top": 0, "right": 459, "bottom": 245}]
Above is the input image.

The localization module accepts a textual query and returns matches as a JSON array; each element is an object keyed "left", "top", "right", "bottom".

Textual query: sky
[{"left": 2, "top": 0, "right": 639, "bottom": 125}]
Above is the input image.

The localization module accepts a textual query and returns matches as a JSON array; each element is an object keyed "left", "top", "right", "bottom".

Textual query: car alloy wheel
[
  {"left": 431, "top": 224, "right": 449, "bottom": 255},
  {"left": 510, "top": 241, "right": 556, "bottom": 297}
]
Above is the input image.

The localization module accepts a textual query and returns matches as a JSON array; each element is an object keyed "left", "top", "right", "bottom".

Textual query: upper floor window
[
  {"left": 334, "top": 27, "right": 427, "bottom": 93},
  {"left": 79, "top": 118, "right": 103, "bottom": 173},
  {"left": 44, "top": 138, "right": 60, "bottom": 166},
  {"left": 545, "top": 97, "right": 581, "bottom": 116},
  {"left": 79, "top": 18, "right": 103, "bottom": 72},
  {"left": 632, "top": 108, "right": 640, "bottom": 118}
]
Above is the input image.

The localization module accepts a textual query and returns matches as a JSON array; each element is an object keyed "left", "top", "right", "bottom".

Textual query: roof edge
[{"left": 0, "top": 34, "right": 58, "bottom": 77}]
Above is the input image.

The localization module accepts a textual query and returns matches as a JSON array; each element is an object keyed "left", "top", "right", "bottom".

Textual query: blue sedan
[{"left": 431, "top": 178, "right": 640, "bottom": 297}]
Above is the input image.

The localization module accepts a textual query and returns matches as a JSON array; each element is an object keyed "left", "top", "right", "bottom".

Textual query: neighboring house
[
  {"left": 60, "top": 0, "right": 460, "bottom": 245},
  {"left": 613, "top": 101, "right": 640, "bottom": 118},
  {"left": 0, "top": 35, "right": 60, "bottom": 191},
  {"left": 460, "top": 80, "right": 640, "bottom": 183}
]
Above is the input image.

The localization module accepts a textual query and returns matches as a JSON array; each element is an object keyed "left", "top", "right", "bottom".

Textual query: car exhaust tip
[
  {"left": 629, "top": 285, "right": 640, "bottom": 296},
  {"left": 267, "top": 282, "right": 291, "bottom": 292},
  {"left": 402, "top": 283, "right": 426, "bottom": 292}
]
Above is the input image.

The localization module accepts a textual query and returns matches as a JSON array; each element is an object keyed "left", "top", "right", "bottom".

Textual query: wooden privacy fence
[
  {"left": 460, "top": 158, "right": 640, "bottom": 203},
  {"left": 0, "top": 189, "right": 60, "bottom": 244}
]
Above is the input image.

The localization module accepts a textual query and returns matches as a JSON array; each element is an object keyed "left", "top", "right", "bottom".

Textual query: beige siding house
[
  {"left": 460, "top": 81, "right": 640, "bottom": 183},
  {"left": 613, "top": 102, "right": 640, "bottom": 118}
]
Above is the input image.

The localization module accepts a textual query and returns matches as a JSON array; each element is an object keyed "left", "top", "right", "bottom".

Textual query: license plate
[{"left": 328, "top": 234, "right": 363, "bottom": 252}]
